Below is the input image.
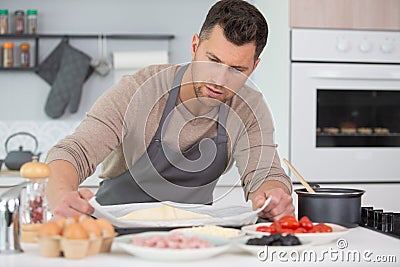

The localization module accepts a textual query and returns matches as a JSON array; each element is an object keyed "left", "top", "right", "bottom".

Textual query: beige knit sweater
[{"left": 46, "top": 64, "right": 292, "bottom": 200}]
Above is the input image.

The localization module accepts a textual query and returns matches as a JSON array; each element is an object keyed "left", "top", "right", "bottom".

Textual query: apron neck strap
[
  {"left": 155, "top": 64, "right": 188, "bottom": 140},
  {"left": 217, "top": 103, "right": 228, "bottom": 142}
]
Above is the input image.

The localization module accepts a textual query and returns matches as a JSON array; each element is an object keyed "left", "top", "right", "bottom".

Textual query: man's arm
[
  {"left": 45, "top": 75, "right": 136, "bottom": 218},
  {"left": 46, "top": 160, "right": 94, "bottom": 219},
  {"left": 231, "top": 89, "right": 294, "bottom": 220}
]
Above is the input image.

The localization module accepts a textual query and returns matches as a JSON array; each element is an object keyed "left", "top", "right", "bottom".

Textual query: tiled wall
[{"left": 0, "top": 120, "right": 80, "bottom": 161}]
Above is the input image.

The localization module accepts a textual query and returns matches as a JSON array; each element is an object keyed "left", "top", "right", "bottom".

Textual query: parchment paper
[{"left": 89, "top": 196, "right": 271, "bottom": 228}]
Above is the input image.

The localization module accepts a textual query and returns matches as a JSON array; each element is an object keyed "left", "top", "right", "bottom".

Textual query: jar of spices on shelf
[
  {"left": 20, "top": 43, "right": 30, "bottom": 67},
  {"left": 2, "top": 42, "right": 14, "bottom": 67},
  {"left": 27, "top": 10, "right": 38, "bottom": 34},
  {"left": 0, "top": 9, "right": 8, "bottom": 34},
  {"left": 14, "top": 10, "right": 25, "bottom": 34}
]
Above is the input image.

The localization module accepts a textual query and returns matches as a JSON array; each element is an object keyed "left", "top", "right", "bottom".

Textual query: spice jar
[
  {"left": 0, "top": 9, "right": 8, "bottom": 34},
  {"left": 20, "top": 156, "right": 51, "bottom": 225},
  {"left": 14, "top": 10, "right": 25, "bottom": 34},
  {"left": 27, "top": 10, "right": 37, "bottom": 34},
  {"left": 2, "top": 42, "right": 14, "bottom": 67},
  {"left": 20, "top": 43, "right": 30, "bottom": 67}
]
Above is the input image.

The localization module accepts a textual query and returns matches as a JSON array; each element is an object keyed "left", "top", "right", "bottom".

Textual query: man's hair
[{"left": 199, "top": 0, "right": 269, "bottom": 61}]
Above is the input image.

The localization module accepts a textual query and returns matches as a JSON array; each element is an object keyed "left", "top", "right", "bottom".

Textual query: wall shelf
[
  {"left": 0, "top": 67, "right": 36, "bottom": 71},
  {"left": 0, "top": 33, "right": 174, "bottom": 40},
  {"left": 0, "top": 33, "right": 175, "bottom": 71}
]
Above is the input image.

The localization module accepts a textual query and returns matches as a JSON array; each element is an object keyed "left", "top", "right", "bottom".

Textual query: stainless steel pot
[{"left": 295, "top": 188, "right": 365, "bottom": 228}]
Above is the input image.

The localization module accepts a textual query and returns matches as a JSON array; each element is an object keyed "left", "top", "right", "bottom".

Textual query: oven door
[{"left": 290, "top": 62, "right": 400, "bottom": 182}]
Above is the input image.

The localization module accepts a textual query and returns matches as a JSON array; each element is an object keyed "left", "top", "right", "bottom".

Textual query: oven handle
[{"left": 310, "top": 70, "right": 400, "bottom": 80}]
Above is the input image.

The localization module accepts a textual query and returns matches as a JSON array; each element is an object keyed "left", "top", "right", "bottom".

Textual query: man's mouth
[{"left": 205, "top": 85, "right": 223, "bottom": 98}]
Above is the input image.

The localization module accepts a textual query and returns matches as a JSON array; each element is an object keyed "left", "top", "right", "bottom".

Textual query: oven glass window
[{"left": 317, "top": 89, "right": 400, "bottom": 147}]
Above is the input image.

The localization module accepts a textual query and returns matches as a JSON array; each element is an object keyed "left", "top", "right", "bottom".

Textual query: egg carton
[{"left": 38, "top": 234, "right": 115, "bottom": 259}]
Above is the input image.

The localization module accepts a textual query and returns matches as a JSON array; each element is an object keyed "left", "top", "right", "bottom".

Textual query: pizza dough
[{"left": 118, "top": 205, "right": 211, "bottom": 221}]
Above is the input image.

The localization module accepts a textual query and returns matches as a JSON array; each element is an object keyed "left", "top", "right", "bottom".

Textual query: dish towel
[{"left": 36, "top": 39, "right": 93, "bottom": 118}]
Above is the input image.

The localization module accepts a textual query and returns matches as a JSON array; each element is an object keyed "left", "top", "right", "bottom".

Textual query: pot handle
[
  {"left": 4, "top": 132, "right": 39, "bottom": 154},
  {"left": 308, "top": 183, "right": 320, "bottom": 189}
]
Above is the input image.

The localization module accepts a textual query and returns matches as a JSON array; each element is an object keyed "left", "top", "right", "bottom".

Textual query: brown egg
[
  {"left": 80, "top": 217, "right": 102, "bottom": 238},
  {"left": 63, "top": 217, "right": 77, "bottom": 228},
  {"left": 77, "top": 214, "right": 89, "bottom": 223},
  {"left": 38, "top": 221, "right": 62, "bottom": 237},
  {"left": 95, "top": 218, "right": 115, "bottom": 237},
  {"left": 55, "top": 217, "right": 66, "bottom": 229},
  {"left": 63, "top": 222, "right": 88, "bottom": 240}
]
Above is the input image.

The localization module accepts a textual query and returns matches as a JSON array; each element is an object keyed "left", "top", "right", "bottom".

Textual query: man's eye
[{"left": 229, "top": 67, "right": 242, "bottom": 73}]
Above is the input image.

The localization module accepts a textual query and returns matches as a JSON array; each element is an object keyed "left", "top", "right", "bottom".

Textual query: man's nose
[{"left": 210, "top": 64, "right": 230, "bottom": 87}]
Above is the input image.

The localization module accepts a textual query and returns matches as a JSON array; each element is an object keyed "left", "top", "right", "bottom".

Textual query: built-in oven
[{"left": 290, "top": 29, "right": 400, "bottom": 183}]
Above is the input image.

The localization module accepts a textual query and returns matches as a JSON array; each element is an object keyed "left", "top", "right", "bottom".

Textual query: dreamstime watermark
[{"left": 257, "top": 238, "right": 397, "bottom": 263}]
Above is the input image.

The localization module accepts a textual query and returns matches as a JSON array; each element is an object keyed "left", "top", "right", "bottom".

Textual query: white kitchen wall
[{"left": 253, "top": 0, "right": 291, "bottom": 169}]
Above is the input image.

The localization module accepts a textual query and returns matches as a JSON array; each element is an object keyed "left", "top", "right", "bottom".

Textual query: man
[{"left": 46, "top": 0, "right": 294, "bottom": 221}]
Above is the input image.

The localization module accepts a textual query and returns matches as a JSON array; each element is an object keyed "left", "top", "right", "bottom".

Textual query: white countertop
[{"left": 1, "top": 227, "right": 399, "bottom": 267}]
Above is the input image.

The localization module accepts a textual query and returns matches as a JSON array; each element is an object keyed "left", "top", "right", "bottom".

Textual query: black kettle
[{"left": 4, "top": 132, "right": 41, "bottom": 171}]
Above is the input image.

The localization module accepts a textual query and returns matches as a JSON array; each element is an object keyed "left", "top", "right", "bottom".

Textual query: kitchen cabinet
[
  {"left": 0, "top": 33, "right": 174, "bottom": 70},
  {"left": 290, "top": 0, "right": 400, "bottom": 30}
]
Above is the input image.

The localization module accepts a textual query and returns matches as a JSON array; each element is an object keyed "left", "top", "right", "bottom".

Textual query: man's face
[{"left": 190, "top": 25, "right": 260, "bottom": 106}]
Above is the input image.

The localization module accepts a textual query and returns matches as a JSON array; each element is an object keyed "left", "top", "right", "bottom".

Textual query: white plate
[
  {"left": 234, "top": 236, "right": 313, "bottom": 255},
  {"left": 241, "top": 223, "right": 349, "bottom": 245},
  {"left": 114, "top": 231, "right": 231, "bottom": 261}
]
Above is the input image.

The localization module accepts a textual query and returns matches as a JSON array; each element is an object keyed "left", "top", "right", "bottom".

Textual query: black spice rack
[
  {"left": 0, "top": 33, "right": 175, "bottom": 71},
  {"left": 359, "top": 206, "right": 400, "bottom": 239}
]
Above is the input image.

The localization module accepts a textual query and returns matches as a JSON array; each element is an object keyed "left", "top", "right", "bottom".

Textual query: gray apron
[{"left": 95, "top": 65, "right": 228, "bottom": 205}]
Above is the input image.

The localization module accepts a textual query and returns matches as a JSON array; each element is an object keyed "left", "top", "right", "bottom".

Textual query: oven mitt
[
  {"left": 44, "top": 43, "right": 92, "bottom": 118},
  {"left": 35, "top": 39, "right": 93, "bottom": 85}
]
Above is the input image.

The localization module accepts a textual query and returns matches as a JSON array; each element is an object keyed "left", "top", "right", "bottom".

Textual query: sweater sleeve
[
  {"left": 45, "top": 75, "right": 136, "bottom": 183},
  {"left": 232, "top": 90, "right": 292, "bottom": 201}
]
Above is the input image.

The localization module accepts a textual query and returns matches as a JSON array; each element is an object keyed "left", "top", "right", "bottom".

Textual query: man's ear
[
  {"left": 191, "top": 34, "right": 200, "bottom": 60},
  {"left": 253, "top": 58, "right": 261, "bottom": 72}
]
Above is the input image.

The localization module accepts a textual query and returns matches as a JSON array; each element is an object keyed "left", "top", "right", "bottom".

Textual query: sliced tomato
[
  {"left": 280, "top": 220, "right": 300, "bottom": 230},
  {"left": 280, "top": 215, "right": 297, "bottom": 222},
  {"left": 256, "top": 225, "right": 277, "bottom": 234},
  {"left": 315, "top": 223, "right": 333, "bottom": 233},
  {"left": 299, "top": 216, "right": 311, "bottom": 222},
  {"left": 294, "top": 227, "right": 307, "bottom": 233},
  {"left": 300, "top": 220, "right": 314, "bottom": 230},
  {"left": 280, "top": 228, "right": 295, "bottom": 234}
]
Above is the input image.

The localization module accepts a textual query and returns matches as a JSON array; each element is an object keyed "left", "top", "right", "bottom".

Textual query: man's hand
[
  {"left": 52, "top": 188, "right": 95, "bottom": 219},
  {"left": 249, "top": 180, "right": 295, "bottom": 221}
]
